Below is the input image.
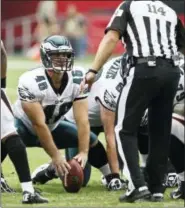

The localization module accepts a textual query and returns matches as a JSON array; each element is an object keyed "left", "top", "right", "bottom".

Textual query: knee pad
[{"left": 5, "top": 135, "right": 26, "bottom": 153}]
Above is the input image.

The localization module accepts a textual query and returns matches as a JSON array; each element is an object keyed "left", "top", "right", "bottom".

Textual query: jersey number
[
  {"left": 44, "top": 102, "right": 73, "bottom": 124},
  {"left": 72, "top": 70, "right": 83, "bottom": 84},
  {"left": 147, "top": 4, "right": 166, "bottom": 16},
  {"left": 35, "top": 76, "right": 48, "bottom": 91},
  {"left": 176, "top": 84, "right": 185, "bottom": 102}
]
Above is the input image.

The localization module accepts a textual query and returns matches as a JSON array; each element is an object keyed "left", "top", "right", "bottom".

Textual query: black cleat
[
  {"left": 119, "top": 186, "right": 151, "bottom": 203},
  {"left": 148, "top": 193, "right": 164, "bottom": 202},
  {"left": 32, "top": 163, "right": 58, "bottom": 184},
  {"left": 1, "top": 177, "right": 16, "bottom": 193},
  {"left": 22, "top": 191, "right": 48, "bottom": 204},
  {"left": 171, "top": 181, "right": 185, "bottom": 200}
]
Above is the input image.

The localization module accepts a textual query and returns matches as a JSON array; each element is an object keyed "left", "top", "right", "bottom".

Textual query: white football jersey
[
  {"left": 173, "top": 56, "right": 184, "bottom": 106},
  {"left": 1, "top": 90, "right": 17, "bottom": 139},
  {"left": 172, "top": 113, "right": 184, "bottom": 144},
  {"left": 65, "top": 56, "right": 125, "bottom": 126},
  {"left": 13, "top": 66, "right": 88, "bottom": 134}
]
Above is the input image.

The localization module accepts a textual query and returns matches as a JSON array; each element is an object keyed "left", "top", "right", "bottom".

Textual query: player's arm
[
  {"left": 90, "top": 2, "right": 128, "bottom": 72},
  {"left": 99, "top": 104, "right": 119, "bottom": 174},
  {"left": 22, "top": 102, "right": 59, "bottom": 157},
  {"left": 73, "top": 97, "right": 90, "bottom": 168},
  {"left": 1, "top": 41, "right": 7, "bottom": 88},
  {"left": 72, "top": 68, "right": 90, "bottom": 168},
  {"left": 21, "top": 101, "right": 70, "bottom": 174}
]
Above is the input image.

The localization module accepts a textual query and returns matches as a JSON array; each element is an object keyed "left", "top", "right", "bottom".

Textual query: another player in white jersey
[
  {"left": 14, "top": 35, "right": 115, "bottom": 188},
  {"left": 1, "top": 41, "right": 48, "bottom": 204}
]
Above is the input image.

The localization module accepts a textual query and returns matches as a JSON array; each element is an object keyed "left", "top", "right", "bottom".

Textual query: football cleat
[
  {"left": 170, "top": 181, "right": 185, "bottom": 200},
  {"left": 32, "top": 163, "right": 58, "bottom": 184},
  {"left": 22, "top": 191, "right": 48, "bottom": 204},
  {"left": 147, "top": 193, "right": 164, "bottom": 202},
  {"left": 1, "top": 177, "right": 16, "bottom": 193},
  {"left": 119, "top": 186, "right": 151, "bottom": 203}
]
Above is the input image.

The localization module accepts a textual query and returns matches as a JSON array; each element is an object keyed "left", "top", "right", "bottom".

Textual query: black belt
[{"left": 128, "top": 56, "right": 179, "bottom": 67}]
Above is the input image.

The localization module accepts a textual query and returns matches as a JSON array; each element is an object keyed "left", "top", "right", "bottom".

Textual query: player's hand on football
[
  {"left": 74, "top": 152, "right": 88, "bottom": 169},
  {"left": 52, "top": 153, "right": 71, "bottom": 176}
]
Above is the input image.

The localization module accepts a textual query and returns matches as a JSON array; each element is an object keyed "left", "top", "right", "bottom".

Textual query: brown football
[{"left": 62, "top": 159, "right": 84, "bottom": 193}]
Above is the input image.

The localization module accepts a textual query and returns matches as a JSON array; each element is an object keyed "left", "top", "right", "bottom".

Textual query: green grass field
[{"left": 1, "top": 56, "right": 184, "bottom": 207}]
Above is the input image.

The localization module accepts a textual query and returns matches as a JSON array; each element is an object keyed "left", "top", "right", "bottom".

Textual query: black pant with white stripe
[{"left": 115, "top": 58, "right": 180, "bottom": 194}]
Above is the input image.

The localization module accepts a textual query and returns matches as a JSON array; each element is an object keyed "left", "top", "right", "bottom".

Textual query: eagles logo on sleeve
[
  {"left": 103, "top": 90, "right": 117, "bottom": 111},
  {"left": 18, "top": 87, "right": 36, "bottom": 101}
]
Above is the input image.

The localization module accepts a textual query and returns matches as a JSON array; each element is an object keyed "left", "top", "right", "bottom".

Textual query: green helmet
[{"left": 40, "top": 35, "right": 74, "bottom": 73}]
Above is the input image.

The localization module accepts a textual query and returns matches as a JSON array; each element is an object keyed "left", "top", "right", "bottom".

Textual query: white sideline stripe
[{"left": 115, "top": 66, "right": 136, "bottom": 192}]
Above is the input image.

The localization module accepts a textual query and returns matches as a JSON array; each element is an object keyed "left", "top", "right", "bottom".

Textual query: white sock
[
  {"left": 178, "top": 171, "right": 184, "bottom": 181},
  {"left": 140, "top": 154, "right": 148, "bottom": 168},
  {"left": 99, "top": 164, "right": 111, "bottom": 176},
  {"left": 21, "top": 182, "right": 34, "bottom": 194}
]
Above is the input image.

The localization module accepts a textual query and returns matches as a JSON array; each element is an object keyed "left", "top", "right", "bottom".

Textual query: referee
[{"left": 85, "top": 0, "right": 185, "bottom": 203}]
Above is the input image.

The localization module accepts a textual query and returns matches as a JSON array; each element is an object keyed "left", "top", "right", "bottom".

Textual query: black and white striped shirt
[{"left": 105, "top": 0, "right": 185, "bottom": 58}]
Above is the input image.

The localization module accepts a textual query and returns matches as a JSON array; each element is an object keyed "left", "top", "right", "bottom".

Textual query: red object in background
[
  {"left": 1, "top": 0, "right": 184, "bottom": 55},
  {"left": 1, "top": 1, "right": 121, "bottom": 21},
  {"left": 179, "top": 14, "right": 185, "bottom": 25},
  {"left": 1, "top": 0, "right": 38, "bottom": 21}
]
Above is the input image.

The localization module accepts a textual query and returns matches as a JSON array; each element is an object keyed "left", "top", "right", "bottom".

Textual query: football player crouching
[
  {"left": 13, "top": 35, "right": 115, "bottom": 190},
  {"left": 32, "top": 54, "right": 128, "bottom": 191}
]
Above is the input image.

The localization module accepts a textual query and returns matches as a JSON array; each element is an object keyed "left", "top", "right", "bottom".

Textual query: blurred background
[{"left": 1, "top": 0, "right": 185, "bottom": 61}]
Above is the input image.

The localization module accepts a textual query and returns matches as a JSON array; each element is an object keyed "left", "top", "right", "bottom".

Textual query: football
[{"left": 62, "top": 159, "right": 84, "bottom": 193}]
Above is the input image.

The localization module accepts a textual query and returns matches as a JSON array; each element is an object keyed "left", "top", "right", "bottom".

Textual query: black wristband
[
  {"left": 87, "top": 69, "right": 98, "bottom": 75},
  {"left": 1, "top": 77, "right": 6, "bottom": 88}
]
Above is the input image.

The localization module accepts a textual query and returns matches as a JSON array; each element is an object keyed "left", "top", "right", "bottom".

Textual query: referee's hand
[{"left": 84, "top": 70, "right": 97, "bottom": 89}]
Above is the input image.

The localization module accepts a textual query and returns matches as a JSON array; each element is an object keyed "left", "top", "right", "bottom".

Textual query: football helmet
[{"left": 40, "top": 35, "right": 74, "bottom": 73}]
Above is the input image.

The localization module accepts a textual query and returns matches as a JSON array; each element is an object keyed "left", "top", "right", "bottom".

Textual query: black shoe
[
  {"left": 1, "top": 177, "right": 16, "bottom": 193},
  {"left": 171, "top": 181, "right": 185, "bottom": 200},
  {"left": 22, "top": 191, "right": 48, "bottom": 204},
  {"left": 119, "top": 186, "right": 151, "bottom": 203},
  {"left": 149, "top": 193, "right": 164, "bottom": 202},
  {"left": 32, "top": 164, "right": 58, "bottom": 184}
]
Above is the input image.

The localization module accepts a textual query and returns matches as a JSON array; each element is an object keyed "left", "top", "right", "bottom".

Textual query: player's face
[{"left": 50, "top": 52, "right": 73, "bottom": 72}]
